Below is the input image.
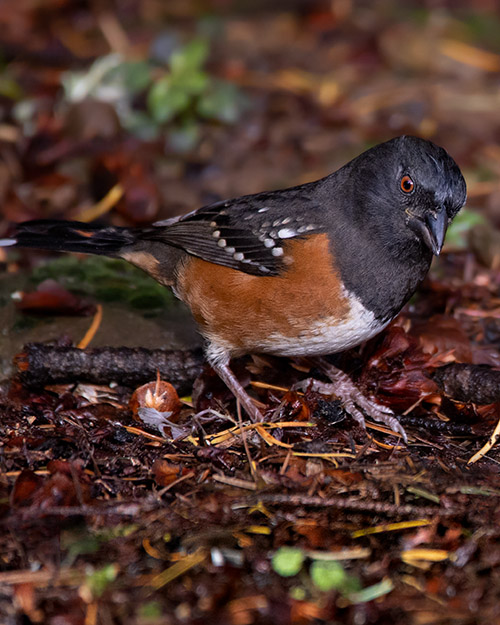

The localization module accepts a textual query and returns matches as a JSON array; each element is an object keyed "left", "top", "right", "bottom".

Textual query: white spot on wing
[
  {"left": 297, "top": 224, "right": 317, "bottom": 233},
  {"left": 277, "top": 228, "right": 296, "bottom": 239}
]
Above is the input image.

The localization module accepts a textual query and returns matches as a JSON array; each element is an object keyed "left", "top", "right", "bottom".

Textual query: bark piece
[
  {"left": 432, "top": 363, "right": 500, "bottom": 404},
  {"left": 15, "top": 343, "right": 204, "bottom": 394}
]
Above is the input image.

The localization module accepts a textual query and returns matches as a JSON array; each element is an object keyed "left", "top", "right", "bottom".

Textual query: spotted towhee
[{"left": 1, "top": 136, "right": 467, "bottom": 441}]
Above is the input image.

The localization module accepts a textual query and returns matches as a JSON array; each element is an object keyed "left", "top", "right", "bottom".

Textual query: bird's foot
[
  {"left": 296, "top": 360, "right": 407, "bottom": 443},
  {"left": 210, "top": 358, "right": 407, "bottom": 441}
]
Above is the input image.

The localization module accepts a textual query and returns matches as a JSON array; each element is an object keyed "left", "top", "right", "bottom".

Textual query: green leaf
[
  {"left": 289, "top": 586, "right": 307, "bottom": 600},
  {"left": 177, "top": 69, "right": 209, "bottom": 95},
  {"left": 310, "top": 560, "right": 347, "bottom": 592},
  {"left": 62, "top": 528, "right": 101, "bottom": 565},
  {"left": 148, "top": 77, "right": 190, "bottom": 123},
  {"left": 197, "top": 81, "right": 246, "bottom": 123},
  {"left": 127, "top": 287, "right": 172, "bottom": 310},
  {"left": 310, "top": 560, "right": 362, "bottom": 595},
  {"left": 0, "top": 74, "right": 23, "bottom": 100},
  {"left": 100, "top": 524, "right": 139, "bottom": 539},
  {"left": 170, "top": 39, "right": 209, "bottom": 74},
  {"left": 138, "top": 600, "right": 163, "bottom": 618},
  {"left": 86, "top": 564, "right": 118, "bottom": 597},
  {"left": 272, "top": 547, "right": 305, "bottom": 577},
  {"left": 121, "top": 60, "right": 153, "bottom": 93},
  {"left": 445, "top": 207, "right": 488, "bottom": 250},
  {"left": 347, "top": 577, "right": 394, "bottom": 604},
  {"left": 339, "top": 572, "right": 363, "bottom": 595}
]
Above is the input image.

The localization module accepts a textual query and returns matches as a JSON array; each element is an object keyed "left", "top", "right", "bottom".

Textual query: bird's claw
[{"left": 295, "top": 365, "right": 408, "bottom": 443}]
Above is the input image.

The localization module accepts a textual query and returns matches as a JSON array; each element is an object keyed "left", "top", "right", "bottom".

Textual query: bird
[{"left": 0, "top": 136, "right": 467, "bottom": 441}]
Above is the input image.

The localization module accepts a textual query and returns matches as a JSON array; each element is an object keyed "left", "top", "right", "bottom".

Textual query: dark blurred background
[{"left": 1, "top": 0, "right": 500, "bottom": 232}]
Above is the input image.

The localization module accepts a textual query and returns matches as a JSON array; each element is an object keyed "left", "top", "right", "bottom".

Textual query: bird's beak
[{"left": 408, "top": 206, "right": 448, "bottom": 256}]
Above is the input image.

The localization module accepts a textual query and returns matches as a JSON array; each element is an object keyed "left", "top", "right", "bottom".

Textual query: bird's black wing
[{"left": 148, "top": 184, "right": 325, "bottom": 276}]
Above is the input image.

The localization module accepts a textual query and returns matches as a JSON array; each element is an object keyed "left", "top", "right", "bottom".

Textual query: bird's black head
[{"left": 346, "top": 135, "right": 467, "bottom": 256}]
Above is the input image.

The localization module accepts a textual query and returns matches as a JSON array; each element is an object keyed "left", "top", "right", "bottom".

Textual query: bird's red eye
[{"left": 401, "top": 175, "right": 414, "bottom": 193}]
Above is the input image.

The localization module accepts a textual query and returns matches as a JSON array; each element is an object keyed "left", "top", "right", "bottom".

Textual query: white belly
[{"left": 255, "top": 292, "right": 389, "bottom": 357}]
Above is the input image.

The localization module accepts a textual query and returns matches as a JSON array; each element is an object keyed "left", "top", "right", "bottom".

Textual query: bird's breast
[
  {"left": 175, "top": 233, "right": 388, "bottom": 362},
  {"left": 256, "top": 292, "right": 388, "bottom": 357}
]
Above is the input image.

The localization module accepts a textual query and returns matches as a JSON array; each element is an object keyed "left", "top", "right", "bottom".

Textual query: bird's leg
[
  {"left": 211, "top": 360, "right": 265, "bottom": 422},
  {"left": 301, "top": 358, "right": 408, "bottom": 442},
  {"left": 211, "top": 357, "right": 406, "bottom": 439}
]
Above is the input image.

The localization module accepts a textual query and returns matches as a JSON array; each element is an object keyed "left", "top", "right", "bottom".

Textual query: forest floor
[{"left": 1, "top": 2, "right": 500, "bottom": 624}]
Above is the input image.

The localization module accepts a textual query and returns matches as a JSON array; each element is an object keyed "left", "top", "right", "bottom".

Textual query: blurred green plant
[
  {"left": 0, "top": 72, "right": 23, "bottom": 101},
  {"left": 271, "top": 547, "right": 305, "bottom": 577},
  {"left": 444, "top": 207, "right": 488, "bottom": 250},
  {"left": 62, "top": 38, "right": 247, "bottom": 151},
  {"left": 30, "top": 256, "right": 174, "bottom": 315},
  {"left": 85, "top": 564, "right": 118, "bottom": 598},
  {"left": 309, "top": 560, "right": 361, "bottom": 594},
  {"left": 137, "top": 601, "right": 163, "bottom": 620},
  {"left": 62, "top": 524, "right": 139, "bottom": 566},
  {"left": 0, "top": 55, "right": 24, "bottom": 101},
  {"left": 271, "top": 546, "right": 393, "bottom": 604},
  {"left": 462, "top": 12, "right": 500, "bottom": 52}
]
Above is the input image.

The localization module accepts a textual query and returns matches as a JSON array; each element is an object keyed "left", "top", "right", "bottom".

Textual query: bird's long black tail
[{"left": 0, "top": 219, "right": 138, "bottom": 256}]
